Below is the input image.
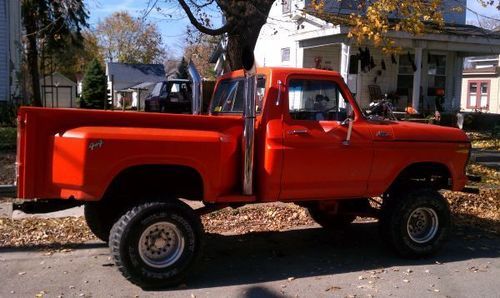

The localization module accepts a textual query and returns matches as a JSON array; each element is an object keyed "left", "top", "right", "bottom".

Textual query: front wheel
[
  {"left": 109, "top": 201, "right": 203, "bottom": 288},
  {"left": 380, "top": 189, "right": 451, "bottom": 258}
]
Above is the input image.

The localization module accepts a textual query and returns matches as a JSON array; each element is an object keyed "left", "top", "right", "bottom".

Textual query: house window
[
  {"left": 467, "top": 80, "right": 490, "bottom": 110},
  {"left": 282, "top": 0, "right": 291, "bottom": 14},
  {"left": 427, "top": 54, "right": 447, "bottom": 96},
  {"left": 281, "top": 47, "right": 290, "bottom": 62},
  {"left": 397, "top": 54, "right": 415, "bottom": 98}
]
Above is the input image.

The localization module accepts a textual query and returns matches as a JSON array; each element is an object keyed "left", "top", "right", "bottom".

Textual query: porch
[{"left": 295, "top": 24, "right": 500, "bottom": 114}]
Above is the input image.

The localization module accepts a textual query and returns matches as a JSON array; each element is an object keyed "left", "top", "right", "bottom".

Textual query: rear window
[{"left": 211, "top": 77, "right": 266, "bottom": 114}]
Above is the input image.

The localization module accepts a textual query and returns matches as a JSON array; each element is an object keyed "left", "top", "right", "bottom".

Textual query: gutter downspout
[
  {"left": 242, "top": 48, "right": 257, "bottom": 196},
  {"left": 188, "top": 61, "right": 203, "bottom": 115}
]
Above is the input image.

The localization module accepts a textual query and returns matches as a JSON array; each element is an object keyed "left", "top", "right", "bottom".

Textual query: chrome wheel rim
[
  {"left": 138, "top": 222, "right": 185, "bottom": 268},
  {"left": 406, "top": 207, "right": 439, "bottom": 244}
]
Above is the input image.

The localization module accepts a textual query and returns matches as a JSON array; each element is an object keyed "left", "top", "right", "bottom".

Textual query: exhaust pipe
[
  {"left": 188, "top": 61, "right": 203, "bottom": 115},
  {"left": 242, "top": 46, "right": 257, "bottom": 196}
]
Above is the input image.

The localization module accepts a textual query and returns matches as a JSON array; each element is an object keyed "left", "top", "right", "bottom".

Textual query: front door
[{"left": 280, "top": 77, "right": 373, "bottom": 200}]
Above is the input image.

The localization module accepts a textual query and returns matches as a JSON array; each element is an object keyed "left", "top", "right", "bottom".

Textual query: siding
[
  {"left": 0, "top": 0, "right": 8, "bottom": 101},
  {"left": 302, "top": 46, "right": 401, "bottom": 109},
  {"left": 304, "top": 0, "right": 466, "bottom": 24},
  {"left": 303, "top": 45, "right": 341, "bottom": 70}
]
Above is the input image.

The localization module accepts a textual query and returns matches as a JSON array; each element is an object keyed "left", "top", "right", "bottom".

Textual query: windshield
[
  {"left": 211, "top": 77, "right": 266, "bottom": 114},
  {"left": 150, "top": 82, "right": 163, "bottom": 97}
]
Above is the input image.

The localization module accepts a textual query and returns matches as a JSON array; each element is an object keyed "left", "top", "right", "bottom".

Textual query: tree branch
[{"left": 177, "top": 0, "right": 231, "bottom": 35}]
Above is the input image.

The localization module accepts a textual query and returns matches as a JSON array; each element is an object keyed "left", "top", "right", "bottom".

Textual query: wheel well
[
  {"left": 103, "top": 165, "right": 204, "bottom": 203},
  {"left": 388, "top": 162, "right": 451, "bottom": 194}
]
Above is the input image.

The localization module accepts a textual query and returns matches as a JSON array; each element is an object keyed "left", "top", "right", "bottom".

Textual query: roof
[
  {"left": 123, "top": 81, "right": 158, "bottom": 90},
  {"left": 106, "top": 63, "right": 166, "bottom": 91},
  {"left": 463, "top": 66, "right": 500, "bottom": 76},
  {"left": 219, "top": 67, "right": 342, "bottom": 80},
  {"left": 40, "top": 72, "right": 77, "bottom": 87},
  {"left": 305, "top": 11, "right": 500, "bottom": 40}
]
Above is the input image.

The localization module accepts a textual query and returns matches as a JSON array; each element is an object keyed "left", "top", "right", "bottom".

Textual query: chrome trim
[
  {"left": 275, "top": 80, "right": 282, "bottom": 106},
  {"left": 242, "top": 53, "right": 257, "bottom": 196},
  {"left": 188, "top": 61, "right": 203, "bottom": 115}
]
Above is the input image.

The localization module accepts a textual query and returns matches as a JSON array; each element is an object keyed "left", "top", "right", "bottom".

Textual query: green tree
[
  {"left": 184, "top": 27, "right": 218, "bottom": 79},
  {"left": 21, "top": 0, "right": 88, "bottom": 106},
  {"left": 81, "top": 59, "right": 107, "bottom": 109},
  {"left": 176, "top": 57, "right": 189, "bottom": 79},
  {"left": 96, "top": 11, "right": 167, "bottom": 64},
  {"left": 48, "top": 31, "right": 104, "bottom": 82}
]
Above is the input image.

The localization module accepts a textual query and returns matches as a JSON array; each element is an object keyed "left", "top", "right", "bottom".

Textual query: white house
[
  {"left": 252, "top": 0, "right": 500, "bottom": 114},
  {"left": 0, "top": 0, "right": 21, "bottom": 103},
  {"left": 106, "top": 63, "right": 166, "bottom": 110},
  {"left": 461, "top": 55, "right": 500, "bottom": 114}
]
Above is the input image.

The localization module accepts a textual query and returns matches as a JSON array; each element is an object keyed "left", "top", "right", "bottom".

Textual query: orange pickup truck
[{"left": 16, "top": 64, "right": 470, "bottom": 287}]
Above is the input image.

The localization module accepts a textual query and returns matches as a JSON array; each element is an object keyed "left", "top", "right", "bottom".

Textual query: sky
[
  {"left": 85, "top": 0, "right": 500, "bottom": 58},
  {"left": 85, "top": 0, "right": 204, "bottom": 57}
]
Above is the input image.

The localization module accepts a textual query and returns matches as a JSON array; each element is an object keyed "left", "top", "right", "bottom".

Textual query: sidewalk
[{"left": 471, "top": 149, "right": 500, "bottom": 170}]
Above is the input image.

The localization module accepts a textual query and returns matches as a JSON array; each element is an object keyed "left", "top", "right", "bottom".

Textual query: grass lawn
[{"left": 0, "top": 127, "right": 16, "bottom": 151}]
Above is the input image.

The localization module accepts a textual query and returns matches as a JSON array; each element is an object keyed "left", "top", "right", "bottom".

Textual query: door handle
[
  {"left": 376, "top": 131, "right": 391, "bottom": 137},
  {"left": 288, "top": 129, "right": 309, "bottom": 135}
]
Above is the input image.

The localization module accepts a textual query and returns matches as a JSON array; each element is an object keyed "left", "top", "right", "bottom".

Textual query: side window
[
  {"left": 160, "top": 83, "right": 167, "bottom": 97},
  {"left": 288, "top": 79, "right": 352, "bottom": 121},
  {"left": 211, "top": 77, "right": 266, "bottom": 113}
]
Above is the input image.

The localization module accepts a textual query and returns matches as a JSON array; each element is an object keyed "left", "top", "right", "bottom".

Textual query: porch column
[
  {"left": 296, "top": 42, "right": 304, "bottom": 68},
  {"left": 452, "top": 55, "right": 464, "bottom": 111},
  {"left": 412, "top": 48, "right": 423, "bottom": 112},
  {"left": 339, "top": 43, "right": 350, "bottom": 81}
]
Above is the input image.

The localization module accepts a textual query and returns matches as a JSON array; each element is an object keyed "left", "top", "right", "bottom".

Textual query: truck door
[{"left": 280, "top": 77, "right": 373, "bottom": 200}]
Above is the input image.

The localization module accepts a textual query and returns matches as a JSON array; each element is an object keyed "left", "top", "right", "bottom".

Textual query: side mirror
[{"left": 342, "top": 118, "right": 354, "bottom": 146}]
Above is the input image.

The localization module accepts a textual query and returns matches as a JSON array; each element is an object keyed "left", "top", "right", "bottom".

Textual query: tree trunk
[
  {"left": 22, "top": 4, "right": 42, "bottom": 107},
  {"left": 224, "top": 1, "right": 273, "bottom": 71}
]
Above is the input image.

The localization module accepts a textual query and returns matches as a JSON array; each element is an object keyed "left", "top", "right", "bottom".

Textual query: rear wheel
[
  {"left": 380, "top": 189, "right": 451, "bottom": 258},
  {"left": 84, "top": 202, "right": 117, "bottom": 243},
  {"left": 109, "top": 200, "right": 203, "bottom": 288}
]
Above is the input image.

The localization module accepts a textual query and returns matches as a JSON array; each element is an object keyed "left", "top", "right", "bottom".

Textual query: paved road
[{"left": 1, "top": 223, "right": 499, "bottom": 298}]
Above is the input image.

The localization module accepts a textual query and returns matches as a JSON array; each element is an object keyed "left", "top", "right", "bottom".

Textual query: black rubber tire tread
[
  {"left": 307, "top": 206, "right": 356, "bottom": 229},
  {"left": 109, "top": 200, "right": 203, "bottom": 288},
  {"left": 84, "top": 202, "right": 115, "bottom": 243},
  {"left": 380, "top": 189, "right": 451, "bottom": 258}
]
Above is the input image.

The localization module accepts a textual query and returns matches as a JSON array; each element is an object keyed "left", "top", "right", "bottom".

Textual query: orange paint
[{"left": 17, "top": 67, "right": 469, "bottom": 204}]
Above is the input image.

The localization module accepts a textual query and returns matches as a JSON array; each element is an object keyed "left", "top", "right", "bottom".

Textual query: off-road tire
[
  {"left": 84, "top": 202, "right": 117, "bottom": 243},
  {"left": 380, "top": 189, "right": 451, "bottom": 258},
  {"left": 109, "top": 201, "right": 203, "bottom": 288},
  {"left": 307, "top": 206, "right": 356, "bottom": 229}
]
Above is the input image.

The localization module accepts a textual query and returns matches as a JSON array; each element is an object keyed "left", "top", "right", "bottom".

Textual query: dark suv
[{"left": 144, "top": 79, "right": 192, "bottom": 113}]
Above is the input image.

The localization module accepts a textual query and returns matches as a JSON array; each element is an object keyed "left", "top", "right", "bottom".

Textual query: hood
[{"left": 392, "top": 121, "right": 468, "bottom": 143}]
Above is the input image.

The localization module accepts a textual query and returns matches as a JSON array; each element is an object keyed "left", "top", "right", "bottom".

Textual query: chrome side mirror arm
[{"left": 342, "top": 118, "right": 354, "bottom": 146}]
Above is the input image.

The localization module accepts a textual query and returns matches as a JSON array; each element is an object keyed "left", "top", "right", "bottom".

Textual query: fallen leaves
[
  {"left": 467, "top": 164, "right": 500, "bottom": 186},
  {"left": 0, "top": 217, "right": 96, "bottom": 248},
  {"left": 444, "top": 188, "right": 500, "bottom": 234},
  {"left": 201, "top": 203, "right": 314, "bottom": 235},
  {"left": 467, "top": 132, "right": 500, "bottom": 151}
]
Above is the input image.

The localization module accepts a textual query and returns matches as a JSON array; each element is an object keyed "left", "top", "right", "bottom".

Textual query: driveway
[{"left": 1, "top": 223, "right": 499, "bottom": 297}]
